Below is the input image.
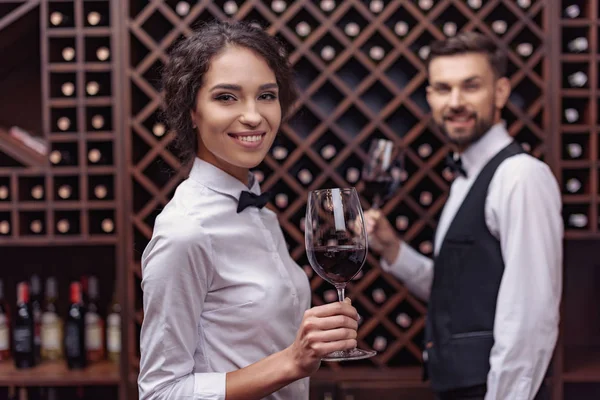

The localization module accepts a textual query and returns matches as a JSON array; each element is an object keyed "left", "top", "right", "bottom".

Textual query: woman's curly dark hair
[{"left": 161, "top": 20, "right": 298, "bottom": 165}]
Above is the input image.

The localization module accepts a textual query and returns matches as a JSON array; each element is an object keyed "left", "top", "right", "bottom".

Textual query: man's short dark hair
[{"left": 426, "top": 32, "right": 507, "bottom": 78}]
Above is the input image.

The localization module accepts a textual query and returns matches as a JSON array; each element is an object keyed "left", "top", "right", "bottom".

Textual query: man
[{"left": 364, "top": 32, "right": 562, "bottom": 400}]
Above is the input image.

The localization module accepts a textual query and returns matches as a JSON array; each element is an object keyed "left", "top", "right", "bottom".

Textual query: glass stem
[{"left": 336, "top": 285, "right": 345, "bottom": 302}]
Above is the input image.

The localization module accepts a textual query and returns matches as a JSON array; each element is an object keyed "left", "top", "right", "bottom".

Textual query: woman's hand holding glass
[{"left": 285, "top": 298, "right": 359, "bottom": 377}]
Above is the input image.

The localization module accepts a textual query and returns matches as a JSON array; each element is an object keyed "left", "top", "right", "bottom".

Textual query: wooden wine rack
[{"left": 1, "top": 0, "right": 599, "bottom": 399}]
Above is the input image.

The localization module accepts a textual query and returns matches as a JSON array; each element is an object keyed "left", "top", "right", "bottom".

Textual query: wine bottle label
[
  {"left": 85, "top": 313, "right": 103, "bottom": 350},
  {"left": 41, "top": 313, "right": 62, "bottom": 350},
  {"left": 107, "top": 326, "right": 120, "bottom": 352},
  {"left": 65, "top": 323, "right": 81, "bottom": 357},
  {"left": 0, "top": 325, "right": 8, "bottom": 350},
  {"left": 13, "top": 327, "right": 32, "bottom": 353}
]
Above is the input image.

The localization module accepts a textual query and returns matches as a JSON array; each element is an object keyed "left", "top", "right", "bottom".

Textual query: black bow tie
[
  {"left": 237, "top": 190, "right": 273, "bottom": 213},
  {"left": 445, "top": 153, "right": 467, "bottom": 177}
]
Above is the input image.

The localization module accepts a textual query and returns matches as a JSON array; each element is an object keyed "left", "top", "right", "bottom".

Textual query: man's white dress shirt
[
  {"left": 381, "top": 122, "right": 563, "bottom": 399},
  {"left": 138, "top": 157, "right": 311, "bottom": 400}
]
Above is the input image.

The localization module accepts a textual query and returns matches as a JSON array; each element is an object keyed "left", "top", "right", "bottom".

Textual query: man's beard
[{"left": 437, "top": 104, "right": 496, "bottom": 148}]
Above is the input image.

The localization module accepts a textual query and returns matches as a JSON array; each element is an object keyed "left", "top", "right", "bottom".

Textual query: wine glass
[
  {"left": 305, "top": 187, "right": 376, "bottom": 361},
  {"left": 361, "top": 139, "right": 403, "bottom": 209}
]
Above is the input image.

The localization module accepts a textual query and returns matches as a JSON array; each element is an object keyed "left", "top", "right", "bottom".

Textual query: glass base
[{"left": 322, "top": 348, "right": 377, "bottom": 362}]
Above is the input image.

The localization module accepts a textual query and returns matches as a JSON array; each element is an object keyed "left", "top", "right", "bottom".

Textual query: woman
[{"left": 138, "top": 20, "right": 359, "bottom": 400}]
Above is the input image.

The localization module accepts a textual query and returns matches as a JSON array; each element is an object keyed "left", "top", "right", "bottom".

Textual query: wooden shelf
[
  {"left": 563, "top": 346, "right": 600, "bottom": 382},
  {"left": 0, "top": 360, "right": 119, "bottom": 386}
]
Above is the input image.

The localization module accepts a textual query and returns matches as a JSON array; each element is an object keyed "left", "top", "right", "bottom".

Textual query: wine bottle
[
  {"left": 41, "top": 277, "right": 63, "bottom": 361},
  {"left": 13, "top": 282, "right": 35, "bottom": 368},
  {"left": 62, "top": 47, "right": 75, "bottom": 62},
  {"left": 396, "top": 312, "right": 413, "bottom": 329},
  {"left": 85, "top": 276, "right": 104, "bottom": 362},
  {"left": 88, "top": 148, "right": 103, "bottom": 164},
  {"left": 49, "top": 11, "right": 66, "bottom": 26},
  {"left": 0, "top": 279, "right": 10, "bottom": 361},
  {"left": 275, "top": 193, "right": 288, "bottom": 209},
  {"left": 90, "top": 115, "right": 105, "bottom": 130},
  {"left": 567, "top": 37, "right": 588, "bottom": 52},
  {"left": 56, "top": 219, "right": 70, "bottom": 234},
  {"left": 295, "top": 21, "right": 311, "bottom": 37},
  {"left": 564, "top": 108, "right": 579, "bottom": 123},
  {"left": 297, "top": 169, "right": 313, "bottom": 185},
  {"left": 346, "top": 167, "right": 360, "bottom": 183},
  {"left": 271, "top": 145, "right": 288, "bottom": 161},
  {"left": 61, "top": 82, "right": 75, "bottom": 97},
  {"left": 96, "top": 46, "right": 110, "bottom": 61},
  {"left": 271, "top": 0, "right": 286, "bottom": 13},
  {"left": 442, "top": 22, "right": 457, "bottom": 37},
  {"left": 371, "top": 288, "right": 386, "bottom": 304},
  {"left": 344, "top": 22, "right": 360, "bottom": 37},
  {"left": 395, "top": 215, "right": 409, "bottom": 231},
  {"left": 30, "top": 275, "right": 42, "bottom": 363},
  {"left": 0, "top": 220, "right": 9, "bottom": 235},
  {"left": 418, "top": 0, "right": 433, "bottom": 10},
  {"left": 564, "top": 5, "right": 581, "bottom": 18},
  {"left": 567, "top": 213, "right": 587, "bottom": 228},
  {"left": 369, "top": 0, "right": 384, "bottom": 13},
  {"left": 394, "top": 21, "right": 409, "bottom": 36},
  {"left": 86, "top": 11, "right": 106, "bottom": 26},
  {"left": 152, "top": 122, "right": 166, "bottom": 137},
  {"left": 467, "top": 0, "right": 482, "bottom": 9},
  {"left": 56, "top": 116, "right": 71, "bottom": 131},
  {"left": 106, "top": 289, "right": 121, "bottom": 362},
  {"left": 29, "top": 220, "right": 43, "bottom": 234},
  {"left": 517, "top": 0, "right": 530, "bottom": 8},
  {"left": 567, "top": 71, "right": 588, "bottom": 87},
  {"left": 30, "top": 185, "right": 44, "bottom": 200},
  {"left": 491, "top": 20, "right": 507, "bottom": 35},
  {"left": 418, "top": 46, "right": 431, "bottom": 60},
  {"left": 48, "top": 149, "right": 75, "bottom": 165},
  {"left": 223, "top": 0, "right": 238, "bottom": 15},
  {"left": 0, "top": 185, "right": 8, "bottom": 200},
  {"left": 565, "top": 177, "right": 582, "bottom": 193},
  {"left": 65, "top": 282, "right": 86, "bottom": 369},
  {"left": 320, "top": 144, "right": 337, "bottom": 160},
  {"left": 94, "top": 184, "right": 108, "bottom": 199},
  {"left": 86, "top": 81, "right": 100, "bottom": 96},
  {"left": 516, "top": 43, "right": 533, "bottom": 57},
  {"left": 369, "top": 46, "right": 385, "bottom": 61},
  {"left": 57, "top": 184, "right": 73, "bottom": 200},
  {"left": 320, "top": 0, "right": 335, "bottom": 12},
  {"left": 373, "top": 335, "right": 387, "bottom": 351},
  {"left": 566, "top": 143, "right": 582, "bottom": 158}
]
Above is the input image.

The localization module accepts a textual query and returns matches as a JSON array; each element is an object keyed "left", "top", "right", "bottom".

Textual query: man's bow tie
[
  {"left": 237, "top": 190, "right": 273, "bottom": 213},
  {"left": 445, "top": 153, "right": 467, "bottom": 178}
]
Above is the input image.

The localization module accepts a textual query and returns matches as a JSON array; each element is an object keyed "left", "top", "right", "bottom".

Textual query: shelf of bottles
[
  {"left": 559, "top": 0, "right": 600, "bottom": 238},
  {"left": 0, "top": 0, "right": 118, "bottom": 244},
  {"left": 123, "top": 0, "right": 551, "bottom": 382},
  {"left": 0, "top": 271, "right": 121, "bottom": 398}
]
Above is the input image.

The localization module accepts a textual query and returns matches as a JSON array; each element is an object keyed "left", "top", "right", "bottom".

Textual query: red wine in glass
[
  {"left": 305, "top": 187, "right": 376, "bottom": 361},
  {"left": 309, "top": 244, "right": 366, "bottom": 284}
]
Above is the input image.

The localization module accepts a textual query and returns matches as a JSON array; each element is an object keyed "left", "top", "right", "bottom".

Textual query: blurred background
[{"left": 0, "top": 0, "right": 598, "bottom": 399}]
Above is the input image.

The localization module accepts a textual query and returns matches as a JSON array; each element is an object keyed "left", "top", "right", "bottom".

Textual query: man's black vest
[{"left": 424, "top": 141, "right": 524, "bottom": 392}]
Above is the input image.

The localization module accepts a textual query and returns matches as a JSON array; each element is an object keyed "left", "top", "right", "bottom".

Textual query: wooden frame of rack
[
  {"left": 0, "top": 0, "right": 127, "bottom": 398},
  {"left": 1, "top": 0, "right": 600, "bottom": 399}
]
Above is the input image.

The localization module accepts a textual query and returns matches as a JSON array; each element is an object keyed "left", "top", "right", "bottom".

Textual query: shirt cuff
[
  {"left": 193, "top": 372, "right": 227, "bottom": 400},
  {"left": 380, "top": 241, "right": 422, "bottom": 281}
]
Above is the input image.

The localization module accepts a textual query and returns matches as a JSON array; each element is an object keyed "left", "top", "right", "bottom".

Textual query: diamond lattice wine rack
[{"left": 123, "top": 0, "right": 558, "bottom": 396}]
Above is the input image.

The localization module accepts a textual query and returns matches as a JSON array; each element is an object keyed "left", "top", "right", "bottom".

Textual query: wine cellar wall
[{"left": 0, "top": 0, "right": 599, "bottom": 399}]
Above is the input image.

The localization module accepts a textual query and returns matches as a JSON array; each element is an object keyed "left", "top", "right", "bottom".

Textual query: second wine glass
[
  {"left": 361, "top": 139, "right": 403, "bottom": 209},
  {"left": 305, "top": 187, "right": 376, "bottom": 361}
]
